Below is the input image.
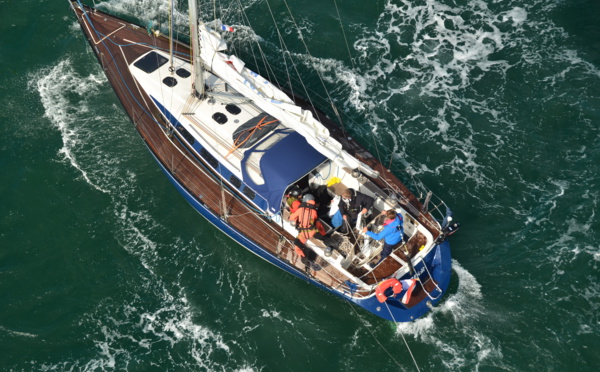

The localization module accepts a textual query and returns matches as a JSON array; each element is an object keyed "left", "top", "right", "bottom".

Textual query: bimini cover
[{"left": 241, "top": 129, "right": 326, "bottom": 213}]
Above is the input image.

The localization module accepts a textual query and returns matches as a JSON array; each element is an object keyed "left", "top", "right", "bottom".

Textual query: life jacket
[
  {"left": 291, "top": 200, "right": 318, "bottom": 231},
  {"left": 289, "top": 200, "right": 301, "bottom": 214},
  {"left": 286, "top": 195, "right": 300, "bottom": 207}
]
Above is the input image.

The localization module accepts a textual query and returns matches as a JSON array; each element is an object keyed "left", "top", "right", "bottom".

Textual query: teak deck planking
[{"left": 72, "top": 4, "right": 441, "bottom": 306}]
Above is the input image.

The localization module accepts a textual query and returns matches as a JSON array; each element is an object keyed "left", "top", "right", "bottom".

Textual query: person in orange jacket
[
  {"left": 286, "top": 185, "right": 302, "bottom": 214},
  {"left": 289, "top": 194, "right": 326, "bottom": 261}
]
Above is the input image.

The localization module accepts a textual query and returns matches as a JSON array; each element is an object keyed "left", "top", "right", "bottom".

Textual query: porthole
[
  {"left": 176, "top": 68, "right": 191, "bottom": 78},
  {"left": 243, "top": 187, "right": 256, "bottom": 200},
  {"left": 163, "top": 76, "right": 177, "bottom": 87},
  {"left": 229, "top": 175, "right": 242, "bottom": 188},
  {"left": 212, "top": 112, "right": 228, "bottom": 124},
  {"left": 176, "top": 125, "right": 195, "bottom": 145},
  {"left": 200, "top": 148, "right": 219, "bottom": 169},
  {"left": 225, "top": 104, "right": 241, "bottom": 115}
]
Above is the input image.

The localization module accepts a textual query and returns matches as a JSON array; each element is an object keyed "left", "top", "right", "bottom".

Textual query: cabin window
[
  {"left": 133, "top": 51, "right": 168, "bottom": 73},
  {"left": 212, "top": 112, "right": 228, "bottom": 124},
  {"left": 225, "top": 104, "right": 241, "bottom": 115},
  {"left": 162, "top": 76, "right": 177, "bottom": 87},
  {"left": 243, "top": 187, "right": 256, "bottom": 200},
  {"left": 176, "top": 125, "right": 195, "bottom": 145},
  {"left": 200, "top": 148, "right": 219, "bottom": 169},
  {"left": 229, "top": 175, "right": 242, "bottom": 188},
  {"left": 176, "top": 68, "right": 191, "bottom": 78}
]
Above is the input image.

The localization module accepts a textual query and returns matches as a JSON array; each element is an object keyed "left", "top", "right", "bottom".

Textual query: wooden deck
[
  {"left": 71, "top": 4, "right": 356, "bottom": 290},
  {"left": 71, "top": 3, "right": 443, "bottom": 308}
]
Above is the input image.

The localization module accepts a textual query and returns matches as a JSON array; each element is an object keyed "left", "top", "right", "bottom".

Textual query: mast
[
  {"left": 168, "top": 0, "right": 174, "bottom": 72},
  {"left": 188, "top": 0, "right": 205, "bottom": 97}
]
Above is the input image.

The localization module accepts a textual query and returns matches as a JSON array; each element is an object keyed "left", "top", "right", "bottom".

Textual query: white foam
[
  {"left": 0, "top": 326, "right": 37, "bottom": 338},
  {"left": 31, "top": 59, "right": 109, "bottom": 193},
  {"left": 396, "top": 260, "right": 482, "bottom": 336},
  {"left": 99, "top": 0, "right": 176, "bottom": 27},
  {"left": 336, "top": 0, "right": 593, "bottom": 199},
  {"left": 306, "top": 54, "right": 368, "bottom": 111},
  {"left": 30, "top": 51, "right": 251, "bottom": 369},
  {"left": 333, "top": 0, "right": 524, "bottom": 192},
  {"left": 502, "top": 7, "right": 527, "bottom": 26},
  {"left": 392, "top": 260, "right": 507, "bottom": 369}
]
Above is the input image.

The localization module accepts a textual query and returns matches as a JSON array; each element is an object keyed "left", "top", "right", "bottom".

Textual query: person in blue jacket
[{"left": 362, "top": 209, "right": 404, "bottom": 267}]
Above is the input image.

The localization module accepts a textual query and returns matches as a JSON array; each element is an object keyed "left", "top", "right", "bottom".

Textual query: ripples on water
[{"left": 26, "top": 0, "right": 600, "bottom": 370}]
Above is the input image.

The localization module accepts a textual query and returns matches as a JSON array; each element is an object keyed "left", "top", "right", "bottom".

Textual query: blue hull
[
  {"left": 70, "top": 0, "right": 453, "bottom": 323},
  {"left": 149, "top": 149, "right": 452, "bottom": 322}
]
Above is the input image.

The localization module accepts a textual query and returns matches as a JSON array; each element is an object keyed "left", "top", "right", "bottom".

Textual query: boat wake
[
  {"left": 32, "top": 59, "right": 110, "bottom": 194},
  {"left": 341, "top": 0, "right": 600, "bottom": 200},
  {"left": 29, "top": 0, "right": 600, "bottom": 369},
  {"left": 394, "top": 260, "right": 511, "bottom": 370},
  {"left": 31, "top": 57, "right": 260, "bottom": 371}
]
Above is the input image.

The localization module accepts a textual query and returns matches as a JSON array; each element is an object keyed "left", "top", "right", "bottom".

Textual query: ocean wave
[
  {"left": 30, "top": 56, "right": 257, "bottom": 370},
  {"left": 31, "top": 59, "right": 110, "bottom": 193},
  {"left": 393, "top": 260, "right": 511, "bottom": 370},
  {"left": 329, "top": 0, "right": 600, "bottom": 202}
]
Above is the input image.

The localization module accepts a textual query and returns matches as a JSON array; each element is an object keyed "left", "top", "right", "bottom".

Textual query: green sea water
[{"left": 1, "top": 0, "right": 599, "bottom": 371}]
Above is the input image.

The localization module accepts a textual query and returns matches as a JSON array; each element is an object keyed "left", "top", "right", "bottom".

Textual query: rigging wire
[
  {"left": 387, "top": 304, "right": 422, "bottom": 372},
  {"left": 213, "top": 0, "right": 217, "bottom": 22},
  {"left": 332, "top": 0, "right": 355, "bottom": 71},
  {"left": 279, "top": 0, "right": 347, "bottom": 128},
  {"left": 260, "top": 0, "right": 321, "bottom": 115},
  {"left": 365, "top": 271, "right": 422, "bottom": 372},
  {"left": 333, "top": 0, "right": 386, "bottom": 169},
  {"left": 231, "top": 0, "right": 281, "bottom": 87},
  {"left": 262, "top": 0, "right": 296, "bottom": 97},
  {"left": 345, "top": 303, "right": 405, "bottom": 370}
]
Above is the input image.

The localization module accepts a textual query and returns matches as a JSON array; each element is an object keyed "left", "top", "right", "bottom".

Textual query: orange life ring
[{"left": 375, "top": 278, "right": 403, "bottom": 303}]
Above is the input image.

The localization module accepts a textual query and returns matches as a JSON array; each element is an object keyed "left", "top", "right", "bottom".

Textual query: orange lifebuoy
[{"left": 375, "top": 278, "right": 403, "bottom": 303}]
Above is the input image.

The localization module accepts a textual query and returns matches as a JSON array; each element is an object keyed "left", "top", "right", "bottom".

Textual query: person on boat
[
  {"left": 290, "top": 194, "right": 326, "bottom": 262},
  {"left": 338, "top": 188, "right": 374, "bottom": 232},
  {"left": 285, "top": 185, "right": 302, "bottom": 214},
  {"left": 362, "top": 209, "right": 404, "bottom": 268}
]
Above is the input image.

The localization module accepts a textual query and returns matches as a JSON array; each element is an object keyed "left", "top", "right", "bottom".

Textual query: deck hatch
[
  {"left": 225, "top": 104, "right": 241, "bottom": 115},
  {"left": 133, "top": 51, "right": 168, "bottom": 73},
  {"left": 232, "top": 114, "right": 279, "bottom": 149}
]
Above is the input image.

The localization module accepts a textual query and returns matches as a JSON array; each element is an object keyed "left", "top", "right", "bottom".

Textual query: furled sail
[{"left": 195, "top": 23, "right": 379, "bottom": 178}]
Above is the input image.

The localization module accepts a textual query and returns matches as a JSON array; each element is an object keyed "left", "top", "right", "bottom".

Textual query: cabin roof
[{"left": 242, "top": 128, "right": 327, "bottom": 213}]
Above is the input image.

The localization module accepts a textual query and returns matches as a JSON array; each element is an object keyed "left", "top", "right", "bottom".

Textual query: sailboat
[{"left": 68, "top": 0, "right": 460, "bottom": 322}]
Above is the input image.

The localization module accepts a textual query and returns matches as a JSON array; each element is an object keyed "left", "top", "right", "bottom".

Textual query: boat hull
[
  {"left": 69, "top": 0, "right": 453, "bottom": 323},
  {"left": 153, "top": 146, "right": 452, "bottom": 322}
]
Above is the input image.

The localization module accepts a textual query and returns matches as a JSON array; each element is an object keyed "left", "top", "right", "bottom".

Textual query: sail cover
[{"left": 241, "top": 129, "right": 326, "bottom": 213}]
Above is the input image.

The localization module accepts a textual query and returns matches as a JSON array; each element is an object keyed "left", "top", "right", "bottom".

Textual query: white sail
[{"left": 196, "top": 23, "right": 379, "bottom": 178}]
